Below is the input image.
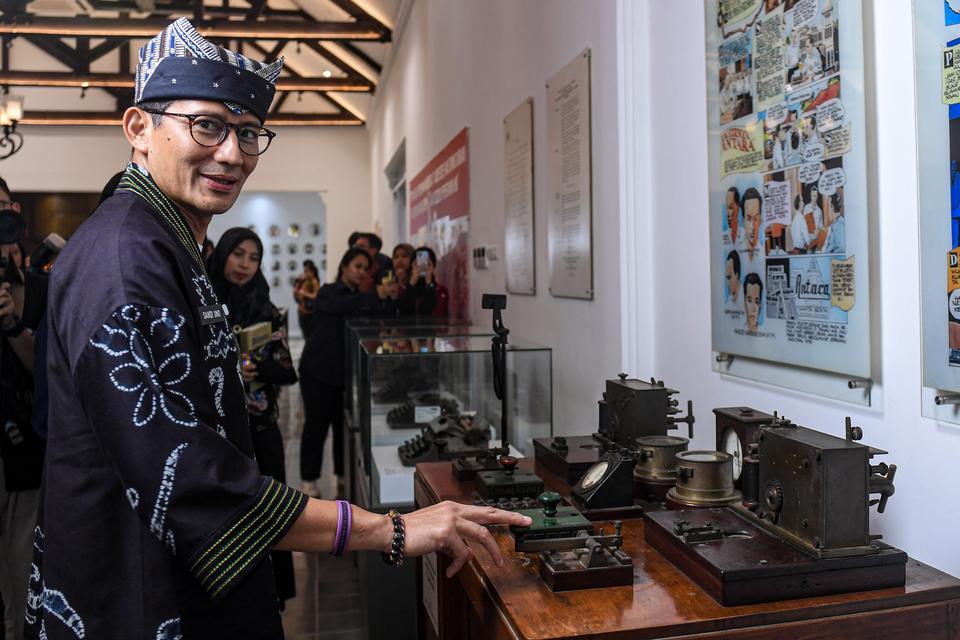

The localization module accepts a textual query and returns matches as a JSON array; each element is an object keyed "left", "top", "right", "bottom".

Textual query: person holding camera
[
  {"left": 398, "top": 246, "right": 449, "bottom": 318},
  {"left": 0, "top": 181, "right": 45, "bottom": 640},
  {"left": 30, "top": 21, "right": 530, "bottom": 639}
]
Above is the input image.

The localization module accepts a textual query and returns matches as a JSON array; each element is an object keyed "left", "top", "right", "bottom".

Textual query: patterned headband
[{"left": 135, "top": 18, "right": 284, "bottom": 122}]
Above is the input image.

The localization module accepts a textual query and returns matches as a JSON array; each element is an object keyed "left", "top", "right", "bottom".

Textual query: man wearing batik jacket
[{"left": 27, "top": 18, "right": 528, "bottom": 640}]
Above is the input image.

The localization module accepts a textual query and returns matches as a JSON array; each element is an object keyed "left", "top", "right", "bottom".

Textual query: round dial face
[
  {"left": 581, "top": 460, "right": 609, "bottom": 490},
  {"left": 722, "top": 428, "right": 743, "bottom": 481}
]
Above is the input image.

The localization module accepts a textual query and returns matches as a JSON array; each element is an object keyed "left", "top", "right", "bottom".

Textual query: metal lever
[
  {"left": 868, "top": 463, "right": 897, "bottom": 513},
  {"left": 666, "top": 400, "right": 695, "bottom": 438}
]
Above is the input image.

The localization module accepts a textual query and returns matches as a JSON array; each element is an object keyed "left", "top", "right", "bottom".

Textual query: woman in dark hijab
[{"left": 207, "top": 227, "right": 299, "bottom": 609}]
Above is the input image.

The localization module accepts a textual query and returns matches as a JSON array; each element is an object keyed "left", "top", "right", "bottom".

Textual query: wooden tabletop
[{"left": 414, "top": 459, "right": 960, "bottom": 640}]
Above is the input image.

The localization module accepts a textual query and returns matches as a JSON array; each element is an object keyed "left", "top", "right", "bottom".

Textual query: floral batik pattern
[{"left": 89, "top": 305, "right": 197, "bottom": 428}]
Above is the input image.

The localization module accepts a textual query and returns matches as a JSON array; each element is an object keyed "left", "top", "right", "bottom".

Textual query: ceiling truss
[{"left": 0, "top": 0, "right": 391, "bottom": 125}]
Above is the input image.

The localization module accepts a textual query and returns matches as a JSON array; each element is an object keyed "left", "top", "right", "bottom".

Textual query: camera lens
[{"left": 0, "top": 209, "right": 24, "bottom": 245}]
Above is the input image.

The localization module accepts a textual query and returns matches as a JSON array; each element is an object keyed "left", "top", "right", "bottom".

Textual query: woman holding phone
[{"left": 398, "top": 246, "right": 449, "bottom": 317}]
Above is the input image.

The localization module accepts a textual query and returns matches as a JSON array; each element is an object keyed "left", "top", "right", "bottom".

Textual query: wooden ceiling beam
[
  {"left": 0, "top": 69, "right": 373, "bottom": 91},
  {"left": 299, "top": 40, "right": 371, "bottom": 86},
  {"left": 333, "top": 39, "right": 380, "bottom": 74},
  {"left": 326, "top": 0, "right": 391, "bottom": 41},
  {"left": 0, "top": 17, "right": 387, "bottom": 41},
  {"left": 86, "top": 37, "right": 126, "bottom": 64},
  {"left": 19, "top": 110, "right": 363, "bottom": 125}
]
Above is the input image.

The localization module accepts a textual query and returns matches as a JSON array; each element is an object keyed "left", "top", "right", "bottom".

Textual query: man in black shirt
[{"left": 29, "top": 19, "right": 528, "bottom": 640}]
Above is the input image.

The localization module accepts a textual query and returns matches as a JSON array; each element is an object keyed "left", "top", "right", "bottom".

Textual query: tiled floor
[{"left": 277, "top": 341, "right": 364, "bottom": 640}]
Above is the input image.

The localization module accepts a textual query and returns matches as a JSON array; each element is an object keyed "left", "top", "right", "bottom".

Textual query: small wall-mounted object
[
  {"left": 934, "top": 393, "right": 960, "bottom": 406},
  {"left": 473, "top": 246, "right": 488, "bottom": 270},
  {"left": 847, "top": 378, "right": 872, "bottom": 390}
]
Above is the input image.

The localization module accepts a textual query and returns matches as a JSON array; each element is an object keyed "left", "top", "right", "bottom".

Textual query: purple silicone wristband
[
  {"left": 332, "top": 500, "right": 345, "bottom": 556},
  {"left": 342, "top": 501, "right": 352, "bottom": 554}
]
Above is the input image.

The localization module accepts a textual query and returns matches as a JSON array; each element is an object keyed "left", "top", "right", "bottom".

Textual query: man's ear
[{"left": 122, "top": 107, "right": 151, "bottom": 155}]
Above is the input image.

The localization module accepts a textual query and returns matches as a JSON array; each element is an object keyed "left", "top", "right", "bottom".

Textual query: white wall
[
  {"left": 646, "top": 1, "right": 960, "bottom": 577},
  {"left": 0, "top": 124, "right": 370, "bottom": 283},
  {"left": 366, "top": 0, "right": 623, "bottom": 435}
]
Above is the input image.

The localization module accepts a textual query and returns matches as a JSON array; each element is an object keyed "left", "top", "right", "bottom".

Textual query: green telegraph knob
[{"left": 538, "top": 491, "right": 561, "bottom": 518}]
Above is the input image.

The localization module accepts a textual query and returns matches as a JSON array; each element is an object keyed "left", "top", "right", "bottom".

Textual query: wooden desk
[{"left": 414, "top": 459, "right": 960, "bottom": 640}]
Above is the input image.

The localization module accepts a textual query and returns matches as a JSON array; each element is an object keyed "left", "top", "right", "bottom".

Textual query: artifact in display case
[
  {"left": 644, "top": 416, "right": 906, "bottom": 606},
  {"left": 386, "top": 392, "right": 460, "bottom": 430},
  {"left": 355, "top": 315, "right": 552, "bottom": 510},
  {"left": 713, "top": 406, "right": 777, "bottom": 490},
  {"left": 397, "top": 412, "right": 492, "bottom": 467},
  {"left": 535, "top": 373, "right": 695, "bottom": 488},
  {"left": 509, "top": 492, "right": 633, "bottom": 591}
]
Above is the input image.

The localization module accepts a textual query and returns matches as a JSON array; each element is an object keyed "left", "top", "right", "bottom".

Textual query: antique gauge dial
[
  {"left": 580, "top": 460, "right": 609, "bottom": 491},
  {"left": 721, "top": 428, "right": 743, "bottom": 481},
  {"left": 570, "top": 452, "right": 636, "bottom": 510},
  {"left": 713, "top": 407, "right": 775, "bottom": 490}
]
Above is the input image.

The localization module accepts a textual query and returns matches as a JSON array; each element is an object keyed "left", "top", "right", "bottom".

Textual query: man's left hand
[{"left": 398, "top": 501, "right": 532, "bottom": 578}]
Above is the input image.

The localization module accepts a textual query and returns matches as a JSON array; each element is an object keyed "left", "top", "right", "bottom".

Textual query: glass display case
[
  {"left": 355, "top": 335, "right": 552, "bottom": 509},
  {"left": 344, "top": 317, "right": 475, "bottom": 426}
]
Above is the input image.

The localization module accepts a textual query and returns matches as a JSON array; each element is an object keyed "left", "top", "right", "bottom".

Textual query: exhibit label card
[
  {"left": 547, "top": 49, "right": 593, "bottom": 300},
  {"left": 504, "top": 98, "right": 536, "bottom": 295},
  {"left": 707, "top": 0, "right": 871, "bottom": 377}
]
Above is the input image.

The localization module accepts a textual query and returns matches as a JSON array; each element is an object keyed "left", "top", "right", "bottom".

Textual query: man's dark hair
[
  {"left": 791, "top": 132, "right": 800, "bottom": 149},
  {"left": 348, "top": 231, "right": 363, "bottom": 247},
  {"left": 744, "top": 272, "right": 763, "bottom": 299},
  {"left": 726, "top": 186, "right": 741, "bottom": 209},
  {"left": 137, "top": 100, "right": 173, "bottom": 127},
  {"left": 742, "top": 187, "right": 762, "bottom": 210},
  {"left": 363, "top": 232, "right": 383, "bottom": 251},
  {"left": 337, "top": 246, "right": 371, "bottom": 280},
  {"left": 726, "top": 250, "right": 741, "bottom": 278}
]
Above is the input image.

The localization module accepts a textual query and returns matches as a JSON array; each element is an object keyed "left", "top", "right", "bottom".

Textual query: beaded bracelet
[
  {"left": 331, "top": 500, "right": 352, "bottom": 557},
  {"left": 381, "top": 510, "right": 405, "bottom": 567}
]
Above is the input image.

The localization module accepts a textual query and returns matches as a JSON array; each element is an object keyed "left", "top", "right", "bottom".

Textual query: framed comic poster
[
  {"left": 707, "top": 0, "right": 871, "bottom": 377},
  {"left": 916, "top": 0, "right": 960, "bottom": 392}
]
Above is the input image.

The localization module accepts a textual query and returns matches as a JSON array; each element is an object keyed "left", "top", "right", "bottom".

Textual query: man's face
[
  {"left": 726, "top": 193, "right": 739, "bottom": 231},
  {"left": 744, "top": 198, "right": 761, "bottom": 248},
  {"left": 726, "top": 259, "right": 740, "bottom": 300},
  {"left": 140, "top": 99, "right": 259, "bottom": 219},
  {"left": 745, "top": 282, "right": 761, "bottom": 331}
]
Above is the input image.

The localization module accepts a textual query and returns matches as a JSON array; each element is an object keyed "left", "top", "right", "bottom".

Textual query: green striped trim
[
  {"left": 116, "top": 164, "right": 207, "bottom": 273},
  {"left": 190, "top": 479, "right": 307, "bottom": 599}
]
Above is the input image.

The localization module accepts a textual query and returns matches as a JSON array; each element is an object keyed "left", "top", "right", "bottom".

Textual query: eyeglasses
[{"left": 142, "top": 110, "right": 276, "bottom": 156}]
